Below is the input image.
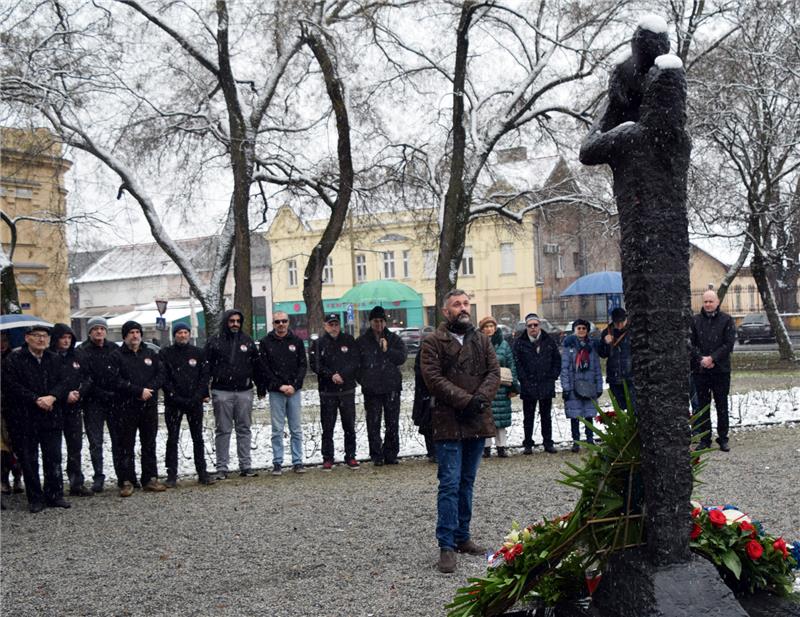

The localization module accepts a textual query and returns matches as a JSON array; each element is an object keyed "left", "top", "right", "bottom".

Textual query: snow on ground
[{"left": 68, "top": 386, "right": 800, "bottom": 482}]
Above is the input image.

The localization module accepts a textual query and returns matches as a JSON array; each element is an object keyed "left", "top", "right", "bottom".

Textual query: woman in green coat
[{"left": 479, "top": 316, "right": 519, "bottom": 458}]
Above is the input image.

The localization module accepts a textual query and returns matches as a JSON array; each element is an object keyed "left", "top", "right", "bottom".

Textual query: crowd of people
[{"left": 1, "top": 287, "right": 735, "bottom": 575}]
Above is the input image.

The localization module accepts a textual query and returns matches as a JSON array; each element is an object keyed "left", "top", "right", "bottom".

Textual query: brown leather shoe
[
  {"left": 456, "top": 539, "right": 486, "bottom": 555},
  {"left": 438, "top": 549, "right": 457, "bottom": 573},
  {"left": 119, "top": 481, "right": 134, "bottom": 498},
  {"left": 143, "top": 478, "right": 167, "bottom": 492}
]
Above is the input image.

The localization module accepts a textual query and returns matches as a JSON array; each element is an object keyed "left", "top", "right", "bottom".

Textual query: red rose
[
  {"left": 773, "top": 538, "right": 788, "bottom": 559},
  {"left": 708, "top": 509, "right": 726, "bottom": 528},
  {"left": 505, "top": 543, "right": 524, "bottom": 563},
  {"left": 690, "top": 523, "right": 702, "bottom": 540},
  {"left": 746, "top": 540, "right": 763, "bottom": 561},
  {"left": 691, "top": 507, "right": 701, "bottom": 519},
  {"left": 739, "top": 521, "right": 756, "bottom": 538}
]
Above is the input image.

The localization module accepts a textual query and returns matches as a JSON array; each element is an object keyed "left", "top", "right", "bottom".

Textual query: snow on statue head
[
  {"left": 601, "top": 15, "right": 670, "bottom": 131},
  {"left": 641, "top": 54, "right": 687, "bottom": 133}
]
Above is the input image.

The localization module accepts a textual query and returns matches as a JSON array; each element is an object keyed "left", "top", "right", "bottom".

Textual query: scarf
[{"left": 575, "top": 337, "right": 591, "bottom": 372}]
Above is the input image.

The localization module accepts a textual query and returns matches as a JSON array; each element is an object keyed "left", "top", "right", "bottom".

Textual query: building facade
[{"left": 1, "top": 127, "right": 72, "bottom": 323}]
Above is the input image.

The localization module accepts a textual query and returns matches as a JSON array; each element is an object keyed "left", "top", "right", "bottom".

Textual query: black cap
[
  {"left": 369, "top": 306, "right": 386, "bottom": 321},
  {"left": 122, "top": 320, "right": 143, "bottom": 338},
  {"left": 26, "top": 324, "right": 51, "bottom": 335},
  {"left": 611, "top": 307, "right": 627, "bottom": 322},
  {"left": 572, "top": 318, "right": 590, "bottom": 331},
  {"left": 324, "top": 313, "right": 340, "bottom": 324}
]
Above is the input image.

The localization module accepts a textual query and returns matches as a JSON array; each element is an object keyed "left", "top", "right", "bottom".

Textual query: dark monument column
[{"left": 579, "top": 17, "right": 747, "bottom": 617}]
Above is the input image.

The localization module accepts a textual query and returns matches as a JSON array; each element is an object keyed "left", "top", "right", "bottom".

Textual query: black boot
[
  {"left": 482, "top": 447, "right": 491, "bottom": 458},
  {"left": 497, "top": 447, "right": 508, "bottom": 458}
]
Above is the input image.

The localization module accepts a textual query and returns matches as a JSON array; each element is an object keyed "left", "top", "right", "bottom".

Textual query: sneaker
[
  {"left": 322, "top": 460, "right": 333, "bottom": 471},
  {"left": 456, "top": 539, "right": 486, "bottom": 555},
  {"left": 215, "top": 471, "right": 229, "bottom": 481},
  {"left": 544, "top": 444, "right": 557, "bottom": 454},
  {"left": 119, "top": 481, "right": 134, "bottom": 498},
  {"left": 346, "top": 458, "right": 360, "bottom": 470},
  {"left": 240, "top": 469, "right": 258, "bottom": 477},
  {"left": 91, "top": 478, "right": 104, "bottom": 493},
  {"left": 271, "top": 464, "right": 283, "bottom": 477},
  {"left": 143, "top": 478, "right": 167, "bottom": 492},
  {"left": 293, "top": 464, "right": 306, "bottom": 474},
  {"left": 198, "top": 474, "right": 216, "bottom": 486},
  {"left": 438, "top": 549, "right": 457, "bottom": 574},
  {"left": 164, "top": 477, "right": 177, "bottom": 489},
  {"left": 46, "top": 498, "right": 72, "bottom": 509},
  {"left": 571, "top": 443, "right": 580, "bottom": 453},
  {"left": 69, "top": 485, "right": 93, "bottom": 497}
]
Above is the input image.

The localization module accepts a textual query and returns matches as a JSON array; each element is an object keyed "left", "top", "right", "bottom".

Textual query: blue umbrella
[
  {"left": 559, "top": 271, "right": 623, "bottom": 297},
  {"left": 0, "top": 314, "right": 54, "bottom": 330}
]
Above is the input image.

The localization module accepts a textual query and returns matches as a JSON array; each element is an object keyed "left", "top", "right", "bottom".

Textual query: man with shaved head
[{"left": 690, "top": 290, "right": 736, "bottom": 451}]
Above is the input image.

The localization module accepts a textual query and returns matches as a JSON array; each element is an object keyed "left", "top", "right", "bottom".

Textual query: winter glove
[
  {"left": 562, "top": 390, "right": 571, "bottom": 402},
  {"left": 459, "top": 394, "right": 488, "bottom": 420}
]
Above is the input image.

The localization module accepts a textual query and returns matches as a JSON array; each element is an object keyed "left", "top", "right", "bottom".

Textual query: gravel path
[{"left": 2, "top": 424, "right": 798, "bottom": 617}]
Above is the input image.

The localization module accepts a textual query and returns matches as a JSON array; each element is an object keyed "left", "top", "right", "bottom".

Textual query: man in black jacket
[
  {"left": 356, "top": 306, "right": 407, "bottom": 466},
  {"left": 204, "top": 309, "right": 261, "bottom": 479},
  {"left": 308, "top": 314, "right": 360, "bottom": 470},
  {"left": 49, "top": 323, "right": 93, "bottom": 497},
  {"left": 111, "top": 320, "right": 166, "bottom": 496},
  {"left": 2, "top": 325, "right": 71, "bottom": 512},
  {"left": 595, "top": 307, "right": 634, "bottom": 411},
  {"left": 258, "top": 311, "right": 307, "bottom": 475},
  {"left": 76, "top": 316, "right": 117, "bottom": 492},
  {"left": 160, "top": 322, "right": 213, "bottom": 486},
  {"left": 691, "top": 290, "right": 736, "bottom": 451},
  {"left": 513, "top": 313, "right": 561, "bottom": 454}
]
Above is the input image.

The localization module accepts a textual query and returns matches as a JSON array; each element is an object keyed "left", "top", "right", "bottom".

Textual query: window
[
  {"left": 355, "top": 254, "right": 367, "bottom": 283},
  {"left": 573, "top": 251, "right": 581, "bottom": 271},
  {"left": 423, "top": 250, "right": 436, "bottom": 279},
  {"left": 15, "top": 188, "right": 32, "bottom": 199},
  {"left": 747, "top": 284, "right": 756, "bottom": 311},
  {"left": 500, "top": 243, "right": 515, "bottom": 274},
  {"left": 733, "top": 285, "right": 742, "bottom": 312},
  {"left": 322, "top": 257, "right": 334, "bottom": 284},
  {"left": 403, "top": 250, "right": 410, "bottom": 278},
  {"left": 287, "top": 260, "right": 298, "bottom": 287},
  {"left": 461, "top": 247, "right": 474, "bottom": 276},
  {"left": 383, "top": 251, "right": 395, "bottom": 279}
]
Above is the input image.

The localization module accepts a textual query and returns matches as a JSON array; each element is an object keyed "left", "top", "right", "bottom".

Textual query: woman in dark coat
[
  {"left": 561, "top": 319, "right": 604, "bottom": 452},
  {"left": 478, "top": 317, "right": 518, "bottom": 458}
]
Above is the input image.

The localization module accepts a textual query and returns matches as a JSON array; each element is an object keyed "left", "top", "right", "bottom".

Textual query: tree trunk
[
  {"left": 434, "top": 1, "right": 477, "bottom": 318},
  {"left": 301, "top": 28, "right": 354, "bottom": 337},
  {"left": 750, "top": 221, "right": 797, "bottom": 362},
  {"left": 1, "top": 262, "right": 21, "bottom": 315}
]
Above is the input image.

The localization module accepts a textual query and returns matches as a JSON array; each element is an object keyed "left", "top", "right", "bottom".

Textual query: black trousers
[
  {"left": 608, "top": 381, "right": 636, "bottom": 412},
  {"left": 522, "top": 398, "right": 553, "bottom": 448},
  {"left": 83, "top": 403, "right": 108, "bottom": 482},
  {"left": 364, "top": 391, "right": 401, "bottom": 463},
  {"left": 693, "top": 372, "right": 731, "bottom": 444},
  {"left": 110, "top": 403, "right": 159, "bottom": 486},
  {"left": 164, "top": 404, "right": 207, "bottom": 478},
  {"left": 319, "top": 392, "right": 356, "bottom": 462},
  {"left": 62, "top": 409, "right": 85, "bottom": 489},
  {"left": 19, "top": 423, "right": 64, "bottom": 506}
]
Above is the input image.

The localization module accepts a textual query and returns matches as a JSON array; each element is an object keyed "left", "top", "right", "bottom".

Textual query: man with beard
[
  {"left": 2, "top": 325, "right": 71, "bottom": 512},
  {"left": 160, "top": 322, "right": 214, "bottom": 486},
  {"left": 49, "top": 323, "right": 93, "bottom": 497},
  {"left": 111, "top": 320, "right": 166, "bottom": 496},
  {"left": 356, "top": 306, "right": 407, "bottom": 466},
  {"left": 205, "top": 309, "right": 261, "bottom": 479},
  {"left": 308, "top": 314, "right": 360, "bottom": 471},
  {"left": 76, "top": 317, "right": 117, "bottom": 492},
  {"left": 420, "top": 290, "right": 500, "bottom": 573}
]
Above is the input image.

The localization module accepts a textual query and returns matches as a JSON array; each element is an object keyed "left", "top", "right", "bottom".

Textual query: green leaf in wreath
[{"left": 721, "top": 549, "right": 742, "bottom": 580}]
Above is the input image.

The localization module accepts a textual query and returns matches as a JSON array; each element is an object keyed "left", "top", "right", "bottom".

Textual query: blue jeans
[
  {"left": 269, "top": 390, "right": 303, "bottom": 466},
  {"left": 435, "top": 438, "right": 485, "bottom": 550}
]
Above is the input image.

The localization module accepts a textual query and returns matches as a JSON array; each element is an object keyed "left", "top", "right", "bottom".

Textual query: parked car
[
  {"left": 513, "top": 317, "right": 564, "bottom": 343},
  {"left": 737, "top": 313, "right": 775, "bottom": 344},
  {"left": 397, "top": 327, "right": 423, "bottom": 353},
  {"left": 497, "top": 323, "right": 514, "bottom": 343}
]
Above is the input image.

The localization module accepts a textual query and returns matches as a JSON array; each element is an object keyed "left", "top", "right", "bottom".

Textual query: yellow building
[
  {"left": 266, "top": 205, "right": 539, "bottom": 336},
  {"left": 1, "top": 128, "right": 72, "bottom": 323}
]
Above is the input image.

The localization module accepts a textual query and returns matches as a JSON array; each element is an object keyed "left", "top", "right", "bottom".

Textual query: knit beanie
[
  {"left": 172, "top": 321, "right": 190, "bottom": 336},
  {"left": 87, "top": 316, "right": 108, "bottom": 332},
  {"left": 122, "top": 320, "right": 143, "bottom": 338},
  {"left": 478, "top": 316, "right": 497, "bottom": 331},
  {"left": 369, "top": 306, "right": 386, "bottom": 321}
]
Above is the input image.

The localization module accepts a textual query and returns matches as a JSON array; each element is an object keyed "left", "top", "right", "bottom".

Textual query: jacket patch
[
  {"left": 340, "top": 346, "right": 349, "bottom": 353},
  {"left": 240, "top": 344, "right": 248, "bottom": 352},
  {"left": 144, "top": 358, "right": 153, "bottom": 366},
  {"left": 72, "top": 361, "right": 80, "bottom": 369},
  {"left": 288, "top": 344, "right": 296, "bottom": 352},
  {"left": 188, "top": 358, "right": 197, "bottom": 367}
]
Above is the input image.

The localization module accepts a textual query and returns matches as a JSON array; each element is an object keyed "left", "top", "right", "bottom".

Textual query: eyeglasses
[
  {"left": 27, "top": 333, "right": 49, "bottom": 339},
  {"left": 526, "top": 323, "right": 540, "bottom": 328},
  {"left": 273, "top": 319, "right": 288, "bottom": 324}
]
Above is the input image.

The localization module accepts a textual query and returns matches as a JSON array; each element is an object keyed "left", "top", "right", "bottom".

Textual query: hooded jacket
[
  {"left": 204, "top": 309, "right": 260, "bottom": 391},
  {"left": 356, "top": 328, "right": 407, "bottom": 395},
  {"left": 49, "top": 323, "right": 90, "bottom": 414},
  {"left": 257, "top": 329, "right": 307, "bottom": 396},
  {"left": 76, "top": 336, "right": 119, "bottom": 406},
  {"left": 308, "top": 331, "right": 359, "bottom": 394},
  {"left": 690, "top": 308, "right": 736, "bottom": 374},
  {"left": 160, "top": 340, "right": 210, "bottom": 408}
]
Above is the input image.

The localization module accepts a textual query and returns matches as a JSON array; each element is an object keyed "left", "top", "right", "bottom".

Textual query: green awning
[{"left": 339, "top": 280, "right": 422, "bottom": 307}]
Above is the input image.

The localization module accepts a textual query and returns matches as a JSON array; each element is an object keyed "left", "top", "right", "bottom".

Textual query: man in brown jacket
[{"left": 420, "top": 289, "right": 500, "bottom": 573}]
